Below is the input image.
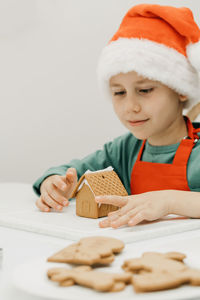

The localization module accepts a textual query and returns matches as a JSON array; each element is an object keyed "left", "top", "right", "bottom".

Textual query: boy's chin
[{"left": 130, "top": 131, "right": 148, "bottom": 140}]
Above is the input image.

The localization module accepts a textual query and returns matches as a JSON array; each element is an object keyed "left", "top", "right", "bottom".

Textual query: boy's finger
[
  {"left": 115, "top": 200, "right": 138, "bottom": 216},
  {"left": 95, "top": 195, "right": 128, "bottom": 207},
  {"left": 53, "top": 175, "right": 68, "bottom": 192},
  {"left": 110, "top": 214, "right": 130, "bottom": 228},
  {"left": 65, "top": 168, "right": 77, "bottom": 185},
  {"left": 109, "top": 205, "right": 144, "bottom": 228},
  {"left": 36, "top": 196, "right": 50, "bottom": 212},
  {"left": 48, "top": 186, "right": 69, "bottom": 207},
  {"left": 99, "top": 208, "right": 127, "bottom": 228},
  {"left": 128, "top": 210, "right": 145, "bottom": 226},
  {"left": 42, "top": 191, "right": 63, "bottom": 211},
  {"left": 98, "top": 218, "right": 111, "bottom": 228},
  {"left": 107, "top": 212, "right": 121, "bottom": 223},
  {"left": 108, "top": 210, "right": 119, "bottom": 217},
  {"left": 63, "top": 168, "right": 78, "bottom": 198}
]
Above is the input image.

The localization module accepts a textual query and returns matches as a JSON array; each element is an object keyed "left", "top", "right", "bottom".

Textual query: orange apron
[{"left": 130, "top": 117, "right": 200, "bottom": 195}]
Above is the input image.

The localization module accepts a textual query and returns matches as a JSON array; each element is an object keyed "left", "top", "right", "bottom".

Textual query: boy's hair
[{"left": 97, "top": 4, "right": 200, "bottom": 109}]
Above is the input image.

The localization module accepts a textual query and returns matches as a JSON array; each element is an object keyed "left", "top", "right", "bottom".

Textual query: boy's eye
[
  {"left": 139, "top": 88, "right": 154, "bottom": 94},
  {"left": 113, "top": 90, "right": 126, "bottom": 96}
]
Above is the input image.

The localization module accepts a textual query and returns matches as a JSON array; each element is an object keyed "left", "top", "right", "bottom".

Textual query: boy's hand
[
  {"left": 36, "top": 168, "right": 77, "bottom": 212},
  {"left": 95, "top": 190, "right": 171, "bottom": 228}
]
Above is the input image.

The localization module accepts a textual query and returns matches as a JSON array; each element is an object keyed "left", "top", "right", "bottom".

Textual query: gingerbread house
[{"left": 71, "top": 167, "right": 128, "bottom": 219}]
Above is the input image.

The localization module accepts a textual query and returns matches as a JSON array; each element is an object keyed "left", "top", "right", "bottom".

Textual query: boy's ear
[{"left": 179, "top": 94, "right": 187, "bottom": 102}]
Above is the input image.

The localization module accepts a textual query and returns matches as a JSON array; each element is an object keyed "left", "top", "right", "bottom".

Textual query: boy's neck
[{"left": 147, "top": 116, "right": 188, "bottom": 146}]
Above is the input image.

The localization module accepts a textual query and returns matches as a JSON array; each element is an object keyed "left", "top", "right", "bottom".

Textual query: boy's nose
[{"left": 125, "top": 95, "right": 141, "bottom": 113}]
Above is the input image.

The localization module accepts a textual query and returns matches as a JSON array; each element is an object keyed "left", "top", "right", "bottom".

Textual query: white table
[{"left": 1, "top": 183, "right": 200, "bottom": 300}]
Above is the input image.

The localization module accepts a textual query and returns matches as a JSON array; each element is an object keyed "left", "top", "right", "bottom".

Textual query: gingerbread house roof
[{"left": 71, "top": 168, "right": 128, "bottom": 198}]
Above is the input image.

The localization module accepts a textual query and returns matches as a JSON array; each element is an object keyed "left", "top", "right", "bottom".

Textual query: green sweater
[{"left": 33, "top": 123, "right": 200, "bottom": 196}]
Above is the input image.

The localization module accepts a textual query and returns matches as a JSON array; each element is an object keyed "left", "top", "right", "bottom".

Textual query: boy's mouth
[{"left": 128, "top": 118, "right": 149, "bottom": 126}]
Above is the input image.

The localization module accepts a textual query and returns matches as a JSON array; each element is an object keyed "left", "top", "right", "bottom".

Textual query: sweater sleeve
[{"left": 32, "top": 132, "right": 138, "bottom": 196}]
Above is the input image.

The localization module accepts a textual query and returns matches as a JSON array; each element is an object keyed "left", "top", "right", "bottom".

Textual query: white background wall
[{"left": 0, "top": 0, "right": 199, "bottom": 184}]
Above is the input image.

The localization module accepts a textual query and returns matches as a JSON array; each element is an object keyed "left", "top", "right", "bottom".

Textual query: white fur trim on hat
[
  {"left": 97, "top": 38, "right": 200, "bottom": 108},
  {"left": 187, "top": 41, "right": 200, "bottom": 72}
]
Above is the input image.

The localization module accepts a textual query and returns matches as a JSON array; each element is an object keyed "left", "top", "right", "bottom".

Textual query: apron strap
[
  {"left": 173, "top": 138, "right": 195, "bottom": 166},
  {"left": 137, "top": 117, "right": 200, "bottom": 166},
  {"left": 173, "top": 117, "right": 200, "bottom": 166},
  {"left": 136, "top": 140, "right": 146, "bottom": 162}
]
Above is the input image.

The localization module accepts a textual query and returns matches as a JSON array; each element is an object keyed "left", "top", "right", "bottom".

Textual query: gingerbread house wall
[
  {"left": 76, "top": 184, "right": 99, "bottom": 219},
  {"left": 98, "top": 202, "right": 118, "bottom": 218},
  {"left": 76, "top": 183, "right": 119, "bottom": 219}
]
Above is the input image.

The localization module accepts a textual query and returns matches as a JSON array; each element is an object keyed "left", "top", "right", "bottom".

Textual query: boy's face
[{"left": 109, "top": 71, "right": 187, "bottom": 145}]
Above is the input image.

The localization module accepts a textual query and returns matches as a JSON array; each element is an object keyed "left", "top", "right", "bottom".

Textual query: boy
[{"left": 33, "top": 4, "right": 200, "bottom": 228}]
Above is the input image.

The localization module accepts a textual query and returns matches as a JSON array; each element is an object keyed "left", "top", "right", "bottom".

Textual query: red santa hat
[{"left": 97, "top": 4, "right": 200, "bottom": 108}]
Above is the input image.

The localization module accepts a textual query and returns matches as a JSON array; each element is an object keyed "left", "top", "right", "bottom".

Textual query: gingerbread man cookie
[
  {"left": 47, "top": 265, "right": 132, "bottom": 292},
  {"left": 48, "top": 236, "right": 124, "bottom": 265},
  {"left": 122, "top": 252, "right": 200, "bottom": 292}
]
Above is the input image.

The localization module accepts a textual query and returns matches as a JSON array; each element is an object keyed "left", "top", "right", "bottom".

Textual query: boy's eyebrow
[
  {"left": 135, "top": 79, "right": 152, "bottom": 84},
  {"left": 110, "top": 84, "right": 123, "bottom": 87},
  {"left": 110, "top": 79, "right": 155, "bottom": 87}
]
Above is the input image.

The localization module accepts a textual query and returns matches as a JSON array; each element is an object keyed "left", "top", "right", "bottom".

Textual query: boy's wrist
[
  {"left": 166, "top": 190, "right": 188, "bottom": 216},
  {"left": 40, "top": 176, "right": 52, "bottom": 194},
  {"left": 166, "top": 191, "right": 178, "bottom": 215}
]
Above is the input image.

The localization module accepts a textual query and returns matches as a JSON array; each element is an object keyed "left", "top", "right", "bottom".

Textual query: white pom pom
[{"left": 187, "top": 41, "right": 200, "bottom": 71}]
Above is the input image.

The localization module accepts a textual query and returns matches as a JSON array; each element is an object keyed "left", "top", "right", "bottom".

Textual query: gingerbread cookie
[
  {"left": 122, "top": 252, "right": 187, "bottom": 273},
  {"left": 122, "top": 252, "right": 200, "bottom": 292},
  {"left": 47, "top": 236, "right": 124, "bottom": 265},
  {"left": 47, "top": 265, "right": 132, "bottom": 292}
]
